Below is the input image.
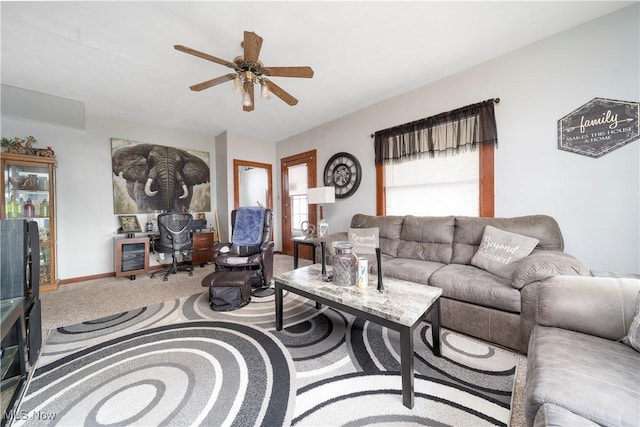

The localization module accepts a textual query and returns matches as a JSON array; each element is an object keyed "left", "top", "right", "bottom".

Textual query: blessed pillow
[
  {"left": 471, "top": 225, "right": 539, "bottom": 278},
  {"left": 622, "top": 291, "right": 640, "bottom": 352},
  {"left": 348, "top": 227, "right": 379, "bottom": 255}
]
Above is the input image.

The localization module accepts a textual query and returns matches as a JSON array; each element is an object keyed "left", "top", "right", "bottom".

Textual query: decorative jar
[{"left": 332, "top": 241, "right": 357, "bottom": 286}]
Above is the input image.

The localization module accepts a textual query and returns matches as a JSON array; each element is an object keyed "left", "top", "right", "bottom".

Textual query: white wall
[
  {"left": 2, "top": 108, "right": 215, "bottom": 280},
  {"left": 214, "top": 132, "right": 229, "bottom": 242},
  {"left": 277, "top": 5, "right": 640, "bottom": 274}
]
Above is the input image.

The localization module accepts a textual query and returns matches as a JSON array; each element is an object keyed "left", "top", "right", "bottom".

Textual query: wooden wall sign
[{"left": 558, "top": 97, "right": 639, "bottom": 158}]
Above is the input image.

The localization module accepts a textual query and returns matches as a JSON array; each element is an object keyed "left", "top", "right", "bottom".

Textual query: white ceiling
[{"left": 1, "top": 1, "right": 632, "bottom": 141}]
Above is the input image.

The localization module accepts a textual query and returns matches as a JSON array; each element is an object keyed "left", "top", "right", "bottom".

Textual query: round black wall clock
[{"left": 323, "top": 152, "right": 362, "bottom": 199}]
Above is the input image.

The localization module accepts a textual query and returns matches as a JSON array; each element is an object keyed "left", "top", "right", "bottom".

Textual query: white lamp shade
[{"left": 307, "top": 186, "right": 335, "bottom": 204}]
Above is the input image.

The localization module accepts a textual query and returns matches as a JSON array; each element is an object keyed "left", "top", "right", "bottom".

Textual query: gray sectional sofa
[
  {"left": 321, "top": 213, "right": 589, "bottom": 353},
  {"left": 525, "top": 275, "right": 640, "bottom": 427}
]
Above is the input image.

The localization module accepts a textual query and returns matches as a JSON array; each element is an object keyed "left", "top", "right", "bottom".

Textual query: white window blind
[
  {"left": 384, "top": 149, "right": 479, "bottom": 216},
  {"left": 288, "top": 164, "right": 308, "bottom": 196}
]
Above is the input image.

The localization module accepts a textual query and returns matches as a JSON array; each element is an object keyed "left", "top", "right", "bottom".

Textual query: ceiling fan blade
[
  {"left": 174, "top": 45, "right": 237, "bottom": 69},
  {"left": 264, "top": 78, "right": 298, "bottom": 106},
  {"left": 243, "top": 82, "right": 255, "bottom": 112},
  {"left": 189, "top": 73, "right": 236, "bottom": 91},
  {"left": 243, "top": 31, "right": 263, "bottom": 63},
  {"left": 265, "top": 66, "right": 314, "bottom": 78}
]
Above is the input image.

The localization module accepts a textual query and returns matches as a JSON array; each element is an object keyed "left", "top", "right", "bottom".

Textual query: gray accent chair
[{"left": 525, "top": 275, "right": 640, "bottom": 427}]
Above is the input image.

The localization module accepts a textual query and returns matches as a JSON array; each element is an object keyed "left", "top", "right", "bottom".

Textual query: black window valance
[{"left": 374, "top": 98, "right": 499, "bottom": 165}]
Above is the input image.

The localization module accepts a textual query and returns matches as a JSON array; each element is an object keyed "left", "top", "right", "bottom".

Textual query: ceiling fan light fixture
[
  {"left": 260, "top": 81, "right": 271, "bottom": 99},
  {"left": 242, "top": 90, "right": 253, "bottom": 107},
  {"left": 244, "top": 70, "right": 255, "bottom": 83},
  {"left": 232, "top": 75, "right": 242, "bottom": 94}
]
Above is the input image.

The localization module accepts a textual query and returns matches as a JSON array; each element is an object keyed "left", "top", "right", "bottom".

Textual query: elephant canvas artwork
[{"left": 111, "top": 139, "right": 211, "bottom": 214}]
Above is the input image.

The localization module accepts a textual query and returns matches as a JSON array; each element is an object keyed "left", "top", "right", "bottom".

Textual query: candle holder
[
  {"left": 376, "top": 247, "right": 385, "bottom": 293},
  {"left": 321, "top": 240, "right": 328, "bottom": 280}
]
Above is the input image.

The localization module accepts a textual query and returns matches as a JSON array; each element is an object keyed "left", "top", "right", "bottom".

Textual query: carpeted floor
[{"left": 31, "top": 254, "right": 527, "bottom": 426}]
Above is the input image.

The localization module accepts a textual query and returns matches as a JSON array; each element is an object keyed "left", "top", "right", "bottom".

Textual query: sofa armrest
[
  {"left": 512, "top": 250, "right": 589, "bottom": 289},
  {"left": 536, "top": 275, "right": 640, "bottom": 340}
]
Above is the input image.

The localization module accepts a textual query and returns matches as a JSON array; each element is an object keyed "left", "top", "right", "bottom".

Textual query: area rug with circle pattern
[{"left": 15, "top": 290, "right": 518, "bottom": 426}]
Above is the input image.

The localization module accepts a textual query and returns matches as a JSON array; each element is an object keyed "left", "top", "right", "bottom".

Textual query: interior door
[{"left": 281, "top": 149, "right": 317, "bottom": 258}]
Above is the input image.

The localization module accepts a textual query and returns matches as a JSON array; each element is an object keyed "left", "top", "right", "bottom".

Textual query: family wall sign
[{"left": 558, "top": 97, "right": 639, "bottom": 158}]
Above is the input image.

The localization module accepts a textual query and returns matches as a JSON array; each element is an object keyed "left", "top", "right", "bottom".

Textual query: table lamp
[{"left": 307, "top": 186, "right": 335, "bottom": 237}]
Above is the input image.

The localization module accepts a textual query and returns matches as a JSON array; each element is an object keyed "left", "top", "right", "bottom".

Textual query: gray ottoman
[{"left": 201, "top": 270, "right": 256, "bottom": 311}]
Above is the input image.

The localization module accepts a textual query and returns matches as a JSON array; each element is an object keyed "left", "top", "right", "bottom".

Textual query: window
[
  {"left": 291, "top": 195, "right": 308, "bottom": 231},
  {"left": 374, "top": 99, "right": 498, "bottom": 217},
  {"left": 385, "top": 150, "right": 479, "bottom": 216},
  {"left": 288, "top": 163, "right": 309, "bottom": 231}
]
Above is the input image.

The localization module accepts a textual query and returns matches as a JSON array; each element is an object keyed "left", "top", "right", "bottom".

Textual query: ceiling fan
[{"left": 174, "top": 31, "right": 314, "bottom": 112}]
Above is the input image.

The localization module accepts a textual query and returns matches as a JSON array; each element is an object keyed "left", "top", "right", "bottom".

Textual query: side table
[{"left": 292, "top": 236, "right": 318, "bottom": 269}]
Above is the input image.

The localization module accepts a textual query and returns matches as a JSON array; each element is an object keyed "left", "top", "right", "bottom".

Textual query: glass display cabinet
[{"left": 1, "top": 152, "right": 57, "bottom": 292}]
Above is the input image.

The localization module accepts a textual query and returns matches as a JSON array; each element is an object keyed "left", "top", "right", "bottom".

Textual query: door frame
[
  {"left": 233, "top": 159, "right": 273, "bottom": 209},
  {"left": 281, "top": 149, "right": 317, "bottom": 257}
]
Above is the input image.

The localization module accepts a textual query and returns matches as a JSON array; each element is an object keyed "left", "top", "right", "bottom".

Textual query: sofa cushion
[
  {"left": 533, "top": 403, "right": 601, "bottom": 427},
  {"left": 429, "top": 264, "right": 520, "bottom": 313},
  {"left": 350, "top": 214, "right": 403, "bottom": 257},
  {"left": 525, "top": 326, "right": 640, "bottom": 427},
  {"left": 622, "top": 291, "right": 640, "bottom": 352},
  {"left": 397, "top": 215, "right": 454, "bottom": 264},
  {"left": 470, "top": 225, "right": 539, "bottom": 278},
  {"left": 378, "top": 257, "right": 445, "bottom": 285},
  {"left": 452, "top": 215, "right": 564, "bottom": 265}
]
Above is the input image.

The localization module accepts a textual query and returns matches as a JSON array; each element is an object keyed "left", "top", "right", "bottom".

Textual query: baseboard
[
  {"left": 58, "top": 272, "right": 115, "bottom": 285},
  {"left": 57, "top": 263, "right": 196, "bottom": 286}
]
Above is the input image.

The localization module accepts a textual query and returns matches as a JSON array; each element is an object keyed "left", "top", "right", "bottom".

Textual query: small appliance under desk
[{"left": 114, "top": 230, "right": 216, "bottom": 279}]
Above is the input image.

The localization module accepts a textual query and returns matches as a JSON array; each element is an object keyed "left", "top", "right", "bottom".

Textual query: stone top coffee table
[{"left": 274, "top": 265, "right": 442, "bottom": 409}]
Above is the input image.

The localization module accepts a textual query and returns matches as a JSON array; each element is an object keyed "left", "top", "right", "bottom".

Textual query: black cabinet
[{"left": 1, "top": 298, "right": 27, "bottom": 427}]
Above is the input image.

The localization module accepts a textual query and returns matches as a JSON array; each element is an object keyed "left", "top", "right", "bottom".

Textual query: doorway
[
  {"left": 281, "top": 149, "right": 317, "bottom": 258},
  {"left": 233, "top": 159, "right": 273, "bottom": 209}
]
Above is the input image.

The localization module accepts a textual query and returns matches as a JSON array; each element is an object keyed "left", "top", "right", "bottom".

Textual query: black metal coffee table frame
[{"left": 275, "top": 275, "right": 441, "bottom": 409}]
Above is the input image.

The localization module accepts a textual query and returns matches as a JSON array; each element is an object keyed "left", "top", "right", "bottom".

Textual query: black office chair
[
  {"left": 151, "top": 212, "right": 194, "bottom": 281},
  {"left": 213, "top": 208, "right": 274, "bottom": 296}
]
